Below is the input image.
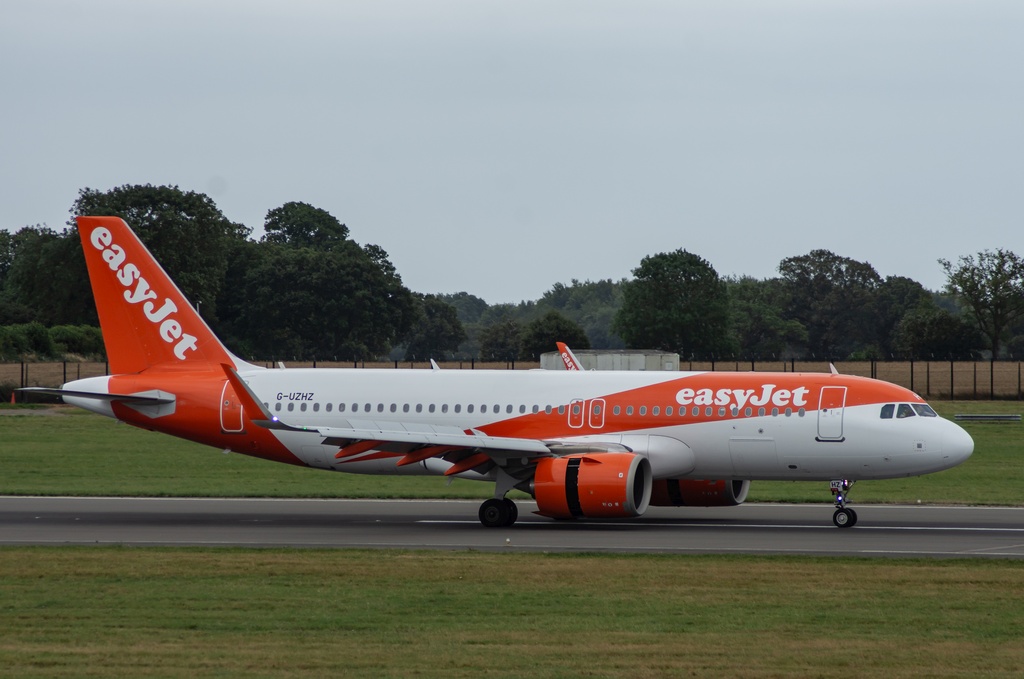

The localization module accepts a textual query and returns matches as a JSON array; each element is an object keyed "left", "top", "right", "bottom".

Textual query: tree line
[{"left": 2, "top": 184, "right": 1023, "bottom": 363}]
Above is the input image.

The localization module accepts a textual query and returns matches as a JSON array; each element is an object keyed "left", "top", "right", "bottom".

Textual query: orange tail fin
[{"left": 77, "top": 216, "right": 236, "bottom": 374}]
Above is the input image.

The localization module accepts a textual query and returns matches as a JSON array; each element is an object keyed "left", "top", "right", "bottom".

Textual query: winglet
[
  {"left": 221, "top": 364, "right": 274, "bottom": 422},
  {"left": 556, "top": 342, "right": 584, "bottom": 371}
]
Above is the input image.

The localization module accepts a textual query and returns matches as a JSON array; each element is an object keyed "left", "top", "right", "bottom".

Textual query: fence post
[
  {"left": 990, "top": 359, "right": 995, "bottom": 400},
  {"left": 909, "top": 359, "right": 914, "bottom": 393},
  {"left": 950, "top": 359, "right": 954, "bottom": 401}
]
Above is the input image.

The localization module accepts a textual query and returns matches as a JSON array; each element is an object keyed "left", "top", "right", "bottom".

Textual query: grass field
[
  {"left": 1, "top": 400, "right": 1021, "bottom": 505},
  {"left": 1, "top": 548, "right": 1022, "bottom": 678}
]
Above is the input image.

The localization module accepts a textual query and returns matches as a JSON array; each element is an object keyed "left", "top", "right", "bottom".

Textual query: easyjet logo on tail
[{"left": 89, "top": 226, "right": 198, "bottom": 360}]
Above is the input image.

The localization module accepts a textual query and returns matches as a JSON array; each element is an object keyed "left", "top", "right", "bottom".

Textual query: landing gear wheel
[
  {"left": 479, "top": 498, "right": 516, "bottom": 528},
  {"left": 503, "top": 498, "right": 519, "bottom": 525},
  {"left": 832, "top": 507, "right": 857, "bottom": 528},
  {"left": 829, "top": 479, "right": 858, "bottom": 528}
]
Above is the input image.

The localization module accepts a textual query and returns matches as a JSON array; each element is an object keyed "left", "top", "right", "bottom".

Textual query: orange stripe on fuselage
[{"left": 476, "top": 372, "right": 918, "bottom": 440}]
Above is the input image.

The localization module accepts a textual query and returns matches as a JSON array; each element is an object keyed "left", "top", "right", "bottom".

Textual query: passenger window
[
  {"left": 287, "top": 403, "right": 294, "bottom": 412},
  {"left": 442, "top": 404, "right": 449, "bottom": 413},
  {"left": 639, "top": 406, "right": 647, "bottom": 416},
  {"left": 454, "top": 404, "right": 460, "bottom": 413},
  {"left": 326, "top": 403, "right": 332, "bottom": 412},
  {"left": 558, "top": 405, "right": 566, "bottom": 415},
  {"left": 666, "top": 406, "right": 673, "bottom": 416},
  {"left": 652, "top": 406, "right": 660, "bottom": 416},
  {"left": 467, "top": 404, "right": 474, "bottom": 413},
  {"left": 880, "top": 404, "right": 894, "bottom": 419},
  {"left": 897, "top": 404, "right": 916, "bottom": 419},
  {"left": 745, "top": 407, "right": 752, "bottom": 417},
  {"left": 517, "top": 405, "right": 524, "bottom": 414},
  {"left": 532, "top": 405, "right": 539, "bottom": 413},
  {"left": 416, "top": 404, "right": 423, "bottom": 413},
  {"left": 300, "top": 403, "right": 308, "bottom": 412},
  {"left": 313, "top": 403, "right": 320, "bottom": 412},
  {"left": 390, "top": 404, "right": 397, "bottom": 413},
  {"left": 429, "top": 404, "right": 436, "bottom": 413},
  {"left": 544, "top": 406, "right": 552, "bottom": 414},
  {"left": 274, "top": 402, "right": 282, "bottom": 412},
  {"left": 626, "top": 406, "right": 634, "bottom": 415},
  {"left": 377, "top": 403, "right": 384, "bottom": 413},
  {"left": 403, "top": 404, "right": 409, "bottom": 413},
  {"left": 704, "top": 407, "right": 712, "bottom": 417}
]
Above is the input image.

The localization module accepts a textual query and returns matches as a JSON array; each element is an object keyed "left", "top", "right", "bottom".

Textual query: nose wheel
[{"left": 830, "top": 479, "right": 858, "bottom": 528}]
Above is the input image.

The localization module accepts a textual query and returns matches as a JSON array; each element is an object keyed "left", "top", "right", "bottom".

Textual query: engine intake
[{"left": 533, "top": 452, "right": 652, "bottom": 519}]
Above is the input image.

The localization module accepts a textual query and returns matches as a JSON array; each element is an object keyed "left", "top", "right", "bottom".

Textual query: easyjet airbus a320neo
[{"left": 26, "top": 216, "right": 974, "bottom": 528}]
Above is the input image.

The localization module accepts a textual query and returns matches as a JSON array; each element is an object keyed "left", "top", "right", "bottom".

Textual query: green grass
[
  {"left": 1, "top": 401, "right": 1021, "bottom": 504},
  {"left": 1, "top": 547, "right": 1022, "bottom": 678}
]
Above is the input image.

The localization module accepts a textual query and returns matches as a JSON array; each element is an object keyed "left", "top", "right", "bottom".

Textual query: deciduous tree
[
  {"left": 613, "top": 249, "right": 733, "bottom": 358},
  {"left": 519, "top": 310, "right": 590, "bottom": 360},
  {"left": 940, "top": 249, "right": 1024, "bottom": 359}
]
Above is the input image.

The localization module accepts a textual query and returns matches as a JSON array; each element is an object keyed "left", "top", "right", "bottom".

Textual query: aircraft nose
[{"left": 945, "top": 422, "right": 974, "bottom": 466}]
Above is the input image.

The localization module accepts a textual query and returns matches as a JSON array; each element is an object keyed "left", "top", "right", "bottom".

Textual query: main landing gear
[
  {"left": 830, "top": 479, "right": 858, "bottom": 528},
  {"left": 479, "top": 498, "right": 518, "bottom": 528}
]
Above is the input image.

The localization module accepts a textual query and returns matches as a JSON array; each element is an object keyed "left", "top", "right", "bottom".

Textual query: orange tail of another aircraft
[{"left": 76, "top": 216, "right": 240, "bottom": 374}]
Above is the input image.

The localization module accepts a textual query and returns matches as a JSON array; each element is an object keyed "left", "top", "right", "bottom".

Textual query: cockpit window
[
  {"left": 896, "top": 403, "right": 916, "bottom": 419},
  {"left": 880, "top": 404, "right": 894, "bottom": 419},
  {"left": 912, "top": 404, "right": 938, "bottom": 417}
]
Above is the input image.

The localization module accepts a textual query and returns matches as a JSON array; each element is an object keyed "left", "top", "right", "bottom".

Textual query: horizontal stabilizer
[{"left": 16, "top": 387, "right": 175, "bottom": 405}]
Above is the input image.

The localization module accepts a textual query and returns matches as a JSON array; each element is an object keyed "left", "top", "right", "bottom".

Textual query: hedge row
[{"left": 0, "top": 324, "right": 105, "bottom": 360}]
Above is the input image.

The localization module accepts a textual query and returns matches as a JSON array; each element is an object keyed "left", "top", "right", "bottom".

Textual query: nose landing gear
[{"left": 830, "top": 479, "right": 858, "bottom": 528}]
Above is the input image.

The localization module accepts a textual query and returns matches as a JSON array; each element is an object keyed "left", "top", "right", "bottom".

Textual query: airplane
[{"left": 21, "top": 216, "right": 974, "bottom": 529}]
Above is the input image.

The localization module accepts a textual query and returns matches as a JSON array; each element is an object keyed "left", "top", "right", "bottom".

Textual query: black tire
[
  {"left": 503, "top": 499, "right": 519, "bottom": 526},
  {"left": 832, "top": 508, "right": 855, "bottom": 528},
  {"left": 479, "top": 498, "right": 510, "bottom": 528}
]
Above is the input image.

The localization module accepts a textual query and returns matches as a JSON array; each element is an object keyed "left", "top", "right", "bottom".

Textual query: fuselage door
[
  {"left": 220, "top": 380, "right": 245, "bottom": 434},
  {"left": 817, "top": 386, "right": 847, "bottom": 441}
]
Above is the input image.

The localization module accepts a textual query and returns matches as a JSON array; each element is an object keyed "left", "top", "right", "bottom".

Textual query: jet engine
[
  {"left": 649, "top": 479, "right": 750, "bottom": 507},
  {"left": 533, "top": 452, "right": 652, "bottom": 519}
]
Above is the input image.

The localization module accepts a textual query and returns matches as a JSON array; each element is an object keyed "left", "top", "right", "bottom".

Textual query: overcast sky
[{"left": 2, "top": 1, "right": 1022, "bottom": 303}]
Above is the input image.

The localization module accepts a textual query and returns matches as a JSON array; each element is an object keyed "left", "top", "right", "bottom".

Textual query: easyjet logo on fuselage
[
  {"left": 89, "top": 226, "right": 198, "bottom": 360},
  {"left": 675, "top": 384, "right": 810, "bottom": 409}
]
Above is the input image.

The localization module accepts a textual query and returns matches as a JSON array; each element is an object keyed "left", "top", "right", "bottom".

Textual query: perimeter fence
[{"left": 2, "top": 359, "right": 1022, "bottom": 401}]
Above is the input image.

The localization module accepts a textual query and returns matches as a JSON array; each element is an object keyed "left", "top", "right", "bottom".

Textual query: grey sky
[{"left": 2, "top": 1, "right": 1022, "bottom": 303}]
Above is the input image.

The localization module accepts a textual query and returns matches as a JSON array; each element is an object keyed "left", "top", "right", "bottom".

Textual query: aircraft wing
[{"left": 314, "top": 424, "right": 551, "bottom": 455}]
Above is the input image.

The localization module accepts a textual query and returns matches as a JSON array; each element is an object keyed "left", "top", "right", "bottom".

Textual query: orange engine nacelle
[
  {"left": 533, "top": 453, "right": 652, "bottom": 520},
  {"left": 650, "top": 479, "right": 750, "bottom": 507}
]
